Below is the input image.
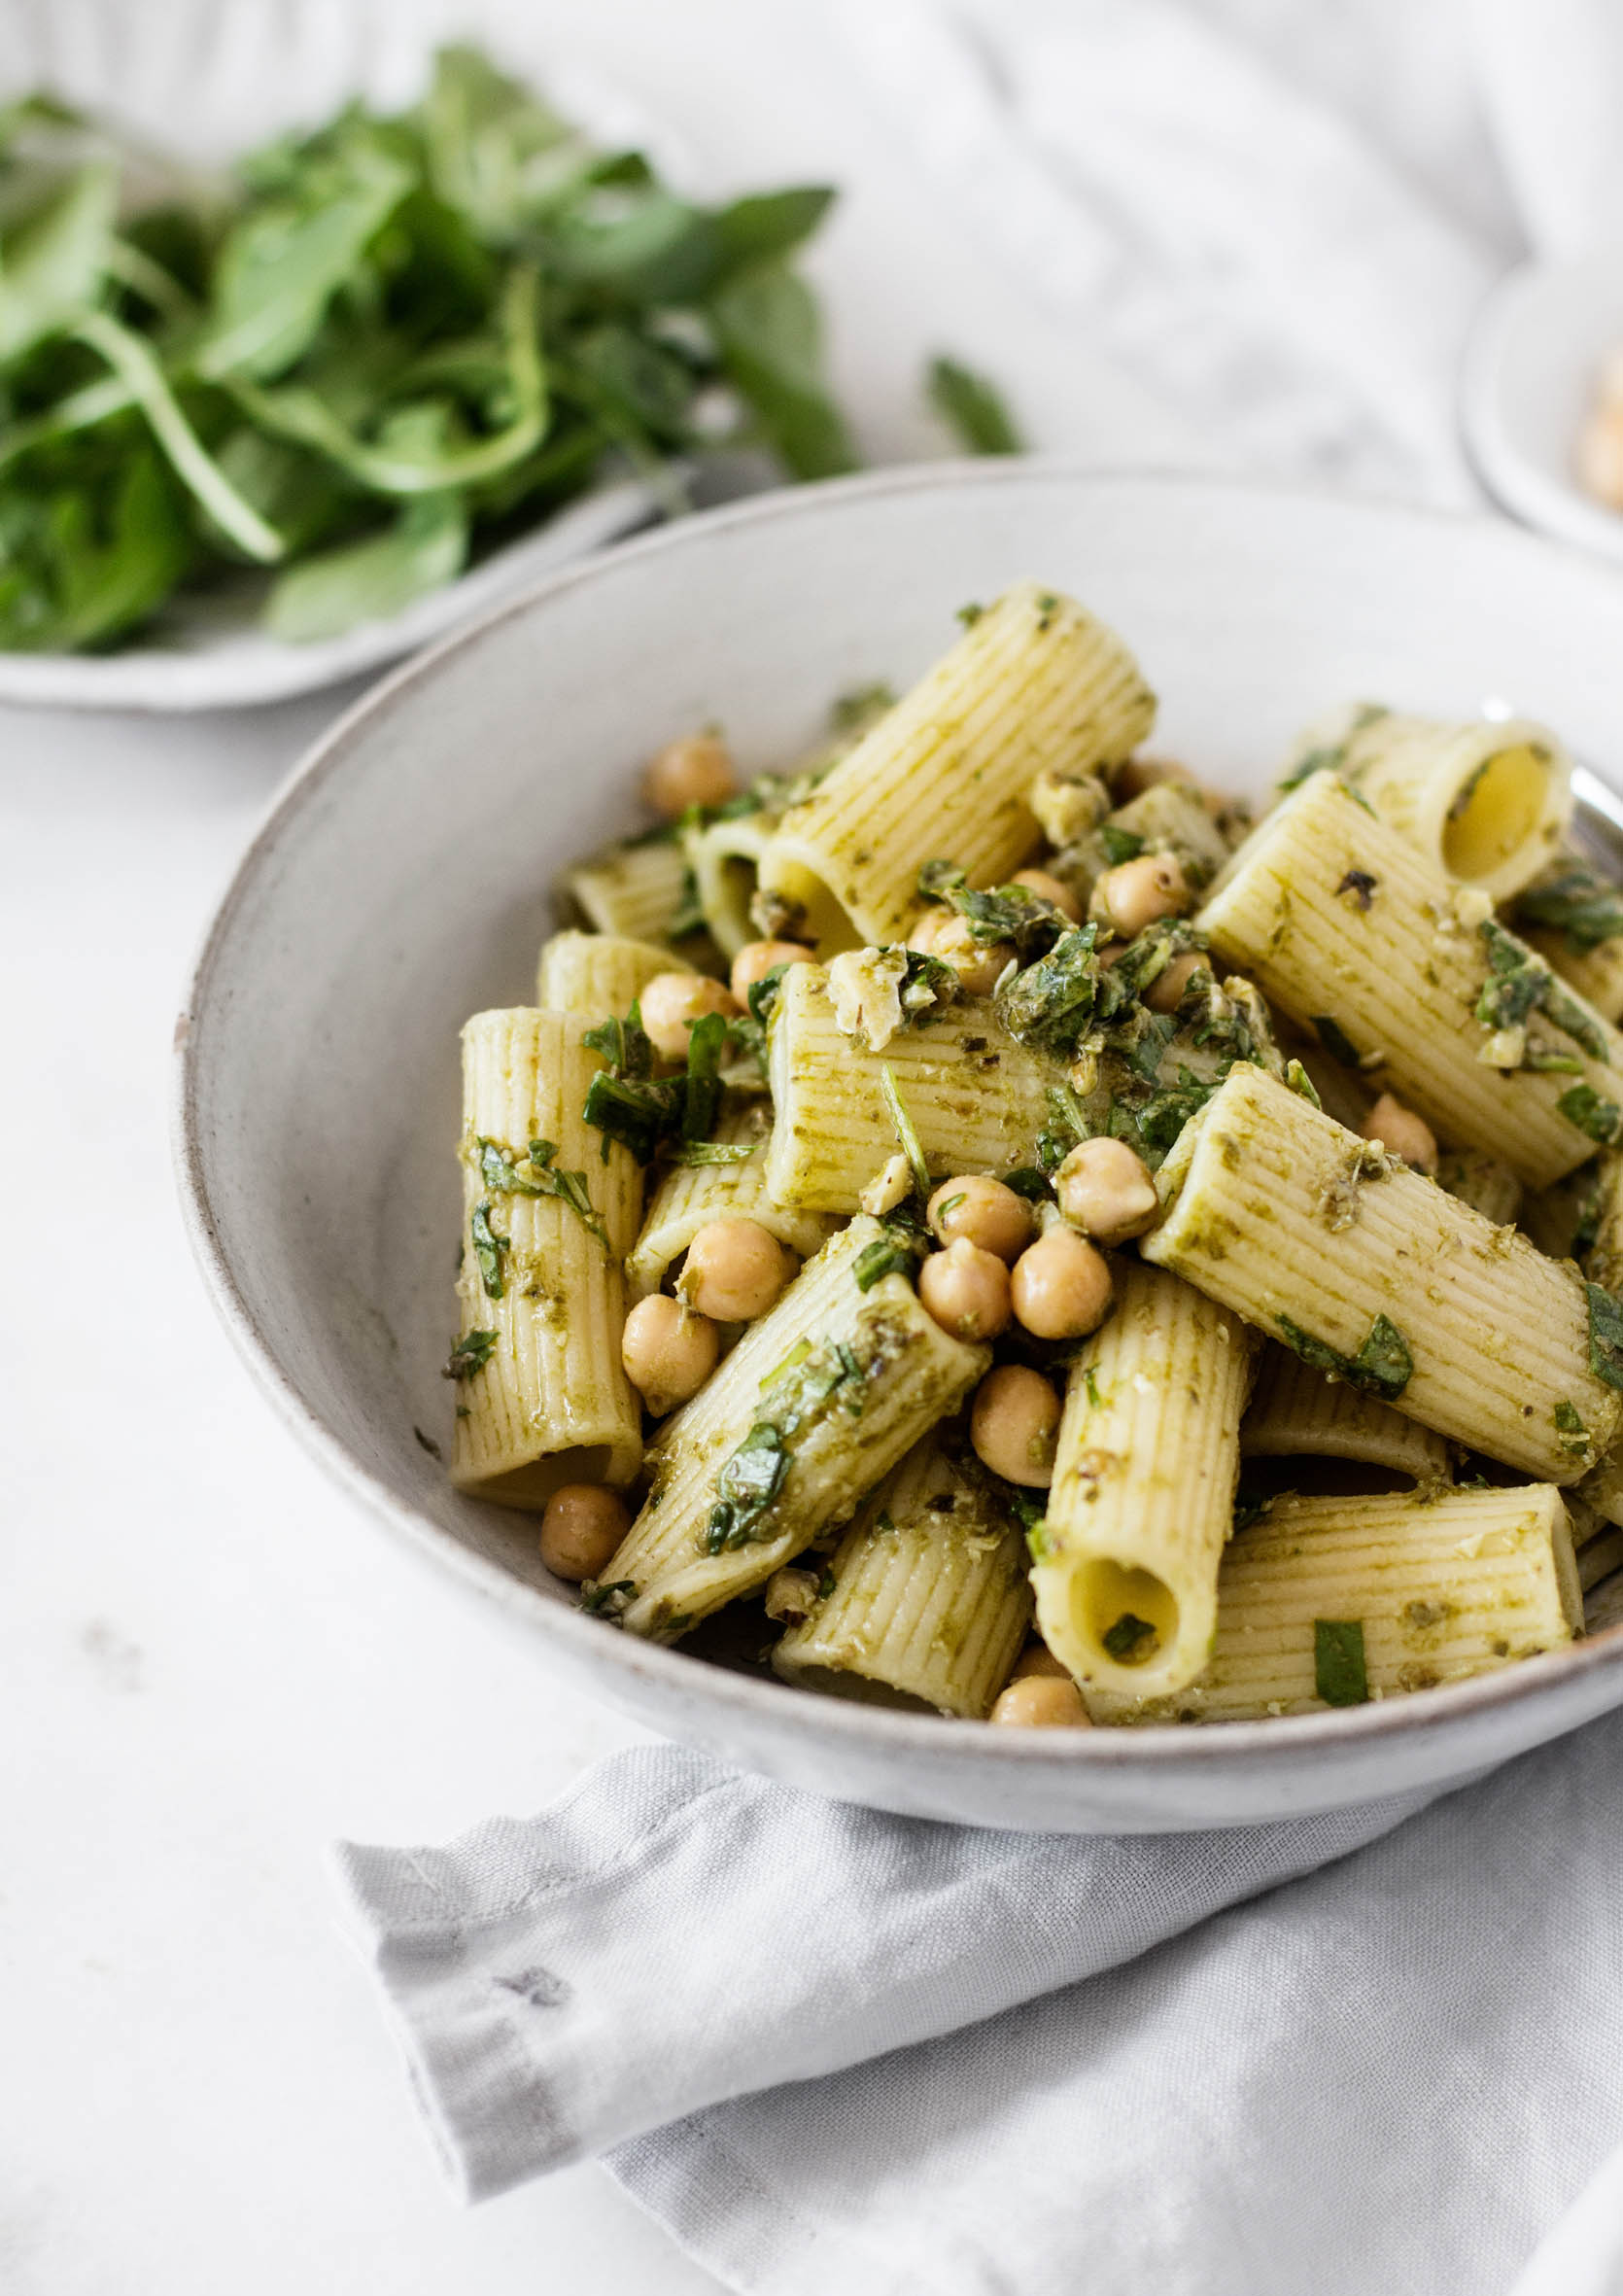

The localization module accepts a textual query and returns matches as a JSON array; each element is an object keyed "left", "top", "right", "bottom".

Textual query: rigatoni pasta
[
  {"left": 431, "top": 580, "right": 1623, "bottom": 1739},
  {"left": 448, "top": 1009, "right": 643, "bottom": 1503},
  {"left": 754, "top": 582, "right": 1155, "bottom": 954},
  {"left": 773, "top": 1434, "right": 1031, "bottom": 1715},
  {"left": 1199, "top": 769, "right": 1623, "bottom": 1187}
]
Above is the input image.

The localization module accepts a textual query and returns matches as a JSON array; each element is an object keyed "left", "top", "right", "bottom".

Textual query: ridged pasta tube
[
  {"left": 685, "top": 810, "right": 778, "bottom": 959},
  {"left": 449, "top": 1009, "right": 643, "bottom": 1503},
  {"left": 626, "top": 1096, "right": 836, "bottom": 1300},
  {"left": 1241, "top": 1344, "right": 1452, "bottom": 1485},
  {"left": 773, "top": 1435, "right": 1032, "bottom": 1716},
  {"left": 754, "top": 583, "right": 1156, "bottom": 955},
  {"left": 1520, "top": 927, "right": 1623, "bottom": 1025},
  {"left": 1032, "top": 1263, "right": 1258, "bottom": 1697},
  {"left": 604, "top": 1218, "right": 990, "bottom": 1640},
  {"left": 1284, "top": 704, "right": 1571, "bottom": 900},
  {"left": 562, "top": 836, "right": 689, "bottom": 943},
  {"left": 1200, "top": 771, "right": 1623, "bottom": 1187},
  {"left": 536, "top": 929, "right": 690, "bottom": 1020},
  {"left": 765, "top": 962, "right": 1058, "bottom": 1211},
  {"left": 1088, "top": 1486, "right": 1580, "bottom": 1724},
  {"left": 1054, "top": 782, "right": 1231, "bottom": 905},
  {"left": 1142, "top": 1062, "right": 1623, "bottom": 1481}
]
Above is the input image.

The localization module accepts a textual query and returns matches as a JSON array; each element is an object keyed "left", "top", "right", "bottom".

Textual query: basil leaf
[
  {"left": 925, "top": 354, "right": 1023, "bottom": 455},
  {"left": 1314, "top": 1619, "right": 1368, "bottom": 1707}
]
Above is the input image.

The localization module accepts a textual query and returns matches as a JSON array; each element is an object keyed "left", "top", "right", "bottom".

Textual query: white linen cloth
[{"left": 334, "top": 5, "right": 1623, "bottom": 2288}]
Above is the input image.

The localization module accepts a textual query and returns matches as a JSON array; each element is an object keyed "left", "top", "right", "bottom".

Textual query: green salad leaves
[{"left": 0, "top": 49, "right": 859, "bottom": 649}]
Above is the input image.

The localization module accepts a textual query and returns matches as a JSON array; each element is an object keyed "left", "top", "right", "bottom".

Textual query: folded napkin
[{"left": 336, "top": 1715, "right": 1623, "bottom": 2293}]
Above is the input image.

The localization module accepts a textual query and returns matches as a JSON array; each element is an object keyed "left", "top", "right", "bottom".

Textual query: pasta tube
[
  {"left": 626, "top": 1096, "right": 836, "bottom": 1300},
  {"left": 1141, "top": 1062, "right": 1623, "bottom": 1481},
  {"left": 1241, "top": 1343, "right": 1452, "bottom": 1485},
  {"left": 537, "top": 929, "right": 690, "bottom": 1019},
  {"left": 1283, "top": 703, "right": 1571, "bottom": 899},
  {"left": 1200, "top": 770, "right": 1623, "bottom": 1186},
  {"left": 563, "top": 835, "right": 690, "bottom": 944},
  {"left": 773, "top": 1435, "right": 1032, "bottom": 1716},
  {"left": 765, "top": 962, "right": 1058, "bottom": 1211},
  {"left": 1031, "top": 1263, "right": 1257, "bottom": 1697},
  {"left": 448, "top": 1009, "right": 643, "bottom": 1504},
  {"left": 604, "top": 1218, "right": 990, "bottom": 1639},
  {"left": 1088, "top": 1486, "right": 1579, "bottom": 1723},
  {"left": 1436, "top": 1148, "right": 1523, "bottom": 1229},
  {"left": 754, "top": 583, "right": 1155, "bottom": 954},
  {"left": 686, "top": 810, "right": 778, "bottom": 959}
]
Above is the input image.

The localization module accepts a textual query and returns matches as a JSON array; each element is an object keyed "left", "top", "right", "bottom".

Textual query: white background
[{"left": 0, "top": 4, "right": 1191, "bottom": 2290}]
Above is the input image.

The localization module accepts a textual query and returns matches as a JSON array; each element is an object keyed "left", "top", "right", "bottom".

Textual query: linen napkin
[{"left": 336, "top": 1714, "right": 1623, "bottom": 2293}]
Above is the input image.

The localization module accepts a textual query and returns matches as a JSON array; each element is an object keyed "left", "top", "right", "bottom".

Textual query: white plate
[
  {"left": 175, "top": 463, "right": 1623, "bottom": 1833},
  {"left": 0, "top": 0, "right": 688, "bottom": 709},
  {"left": 1460, "top": 241, "right": 1623, "bottom": 566}
]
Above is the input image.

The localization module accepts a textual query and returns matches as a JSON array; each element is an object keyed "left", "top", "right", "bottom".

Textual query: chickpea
[
  {"left": 639, "top": 970, "right": 741, "bottom": 1064},
  {"left": 1142, "top": 950, "right": 1207, "bottom": 1014},
  {"left": 621, "top": 1294, "right": 719, "bottom": 1415},
  {"left": 1010, "top": 867, "right": 1083, "bottom": 925},
  {"left": 1010, "top": 1640, "right": 1070, "bottom": 1681},
  {"left": 679, "top": 1218, "right": 792, "bottom": 1322},
  {"left": 927, "top": 1174, "right": 1034, "bottom": 1265},
  {"left": 1010, "top": 1228, "right": 1114, "bottom": 1340},
  {"left": 1053, "top": 1137, "right": 1158, "bottom": 1244},
  {"left": 908, "top": 908, "right": 1016, "bottom": 997},
  {"left": 643, "top": 731, "right": 737, "bottom": 819},
  {"left": 970, "top": 1364, "right": 1061, "bottom": 1486},
  {"left": 1092, "top": 852, "right": 1188, "bottom": 939},
  {"left": 1362, "top": 1092, "right": 1438, "bottom": 1175},
  {"left": 989, "top": 1675, "right": 1092, "bottom": 1727},
  {"left": 730, "top": 938, "right": 814, "bottom": 1002},
  {"left": 539, "top": 1483, "right": 631, "bottom": 1584},
  {"left": 917, "top": 1236, "right": 1013, "bottom": 1342}
]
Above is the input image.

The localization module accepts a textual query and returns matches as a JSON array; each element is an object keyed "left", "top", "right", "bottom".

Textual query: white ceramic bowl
[
  {"left": 176, "top": 463, "right": 1623, "bottom": 1832},
  {"left": 1460, "top": 242, "right": 1623, "bottom": 568}
]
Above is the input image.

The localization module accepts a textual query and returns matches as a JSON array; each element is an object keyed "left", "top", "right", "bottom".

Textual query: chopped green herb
[
  {"left": 672, "top": 1139, "right": 756, "bottom": 1166},
  {"left": 935, "top": 1192, "right": 967, "bottom": 1221},
  {"left": 1284, "top": 1059, "right": 1322, "bottom": 1108},
  {"left": 1277, "top": 743, "right": 1346, "bottom": 794},
  {"left": 1314, "top": 1619, "right": 1369, "bottom": 1706},
  {"left": 412, "top": 1425, "right": 442, "bottom": 1459},
  {"left": 442, "top": 1328, "right": 497, "bottom": 1380},
  {"left": 578, "top": 1579, "right": 637, "bottom": 1618},
  {"left": 680, "top": 1009, "right": 728, "bottom": 1143},
  {"left": 474, "top": 1133, "right": 607, "bottom": 1244},
  {"left": 1311, "top": 1014, "right": 1364, "bottom": 1068},
  {"left": 1516, "top": 861, "right": 1623, "bottom": 954},
  {"left": 1083, "top": 1366, "right": 1102, "bottom": 1410},
  {"left": 816, "top": 1568, "right": 836, "bottom": 1600},
  {"left": 956, "top": 601, "right": 984, "bottom": 628},
  {"left": 1584, "top": 1282, "right": 1623, "bottom": 1392},
  {"left": 1276, "top": 1311, "right": 1413, "bottom": 1401},
  {"left": 915, "top": 858, "right": 1069, "bottom": 957},
  {"left": 469, "top": 1200, "right": 508, "bottom": 1298},
  {"left": 879, "top": 1063, "right": 931, "bottom": 1197},
  {"left": 997, "top": 925, "right": 1101, "bottom": 1055},
  {"left": 704, "top": 1336, "right": 868, "bottom": 1549},
  {"left": 925, "top": 354, "right": 1023, "bottom": 455},
  {"left": 1558, "top": 1085, "right": 1623, "bottom": 1145},
  {"left": 1001, "top": 1166, "right": 1052, "bottom": 1201},
  {"left": 1101, "top": 1613, "right": 1155, "bottom": 1661},
  {"left": 1097, "top": 823, "right": 1146, "bottom": 868},
  {"left": 1336, "top": 868, "right": 1377, "bottom": 910},
  {"left": 830, "top": 681, "right": 896, "bottom": 734},
  {"left": 1476, "top": 919, "right": 1608, "bottom": 1062},
  {"left": 853, "top": 1205, "right": 930, "bottom": 1292},
  {"left": 1232, "top": 1487, "right": 1275, "bottom": 1531},
  {"left": 1553, "top": 1399, "right": 1591, "bottom": 1456}
]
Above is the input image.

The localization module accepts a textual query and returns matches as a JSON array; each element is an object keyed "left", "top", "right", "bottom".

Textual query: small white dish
[
  {"left": 175, "top": 463, "right": 1623, "bottom": 1833},
  {"left": 1460, "top": 240, "right": 1623, "bottom": 565}
]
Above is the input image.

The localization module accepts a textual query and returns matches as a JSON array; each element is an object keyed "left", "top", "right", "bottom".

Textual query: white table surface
[{"left": 0, "top": 5, "right": 1192, "bottom": 2288}]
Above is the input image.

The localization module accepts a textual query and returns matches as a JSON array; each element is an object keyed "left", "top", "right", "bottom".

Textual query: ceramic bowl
[
  {"left": 1460, "top": 242, "right": 1623, "bottom": 569},
  {"left": 176, "top": 463, "right": 1623, "bottom": 1832}
]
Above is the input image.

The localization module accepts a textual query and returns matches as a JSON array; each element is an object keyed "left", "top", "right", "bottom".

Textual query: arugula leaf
[
  {"left": 471, "top": 1133, "right": 607, "bottom": 1245},
  {"left": 925, "top": 355, "right": 1023, "bottom": 455},
  {"left": 1276, "top": 1311, "right": 1413, "bottom": 1401},
  {"left": 1516, "top": 861, "right": 1623, "bottom": 954},
  {"left": 879, "top": 1064, "right": 930, "bottom": 1197},
  {"left": 1101, "top": 1614, "right": 1156, "bottom": 1661},
  {"left": 916, "top": 858, "right": 1069, "bottom": 958},
  {"left": 707, "top": 261, "right": 858, "bottom": 480},
  {"left": 680, "top": 1009, "right": 728, "bottom": 1143},
  {"left": 703, "top": 1334, "right": 868, "bottom": 1549},
  {"left": 1558, "top": 1085, "right": 1623, "bottom": 1145},
  {"left": 996, "top": 927, "right": 1101, "bottom": 1055},
  {"left": 264, "top": 489, "right": 467, "bottom": 641},
  {"left": 0, "top": 159, "right": 118, "bottom": 361},
  {"left": 1097, "top": 823, "right": 1145, "bottom": 868},
  {"left": 1584, "top": 1283, "right": 1623, "bottom": 1392},
  {"left": 469, "top": 1200, "right": 508, "bottom": 1298},
  {"left": 1314, "top": 1619, "right": 1368, "bottom": 1707},
  {"left": 672, "top": 1138, "right": 756, "bottom": 1166}
]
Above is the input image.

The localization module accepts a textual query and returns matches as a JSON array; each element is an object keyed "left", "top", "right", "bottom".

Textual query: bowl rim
[{"left": 171, "top": 453, "right": 1623, "bottom": 1778}]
